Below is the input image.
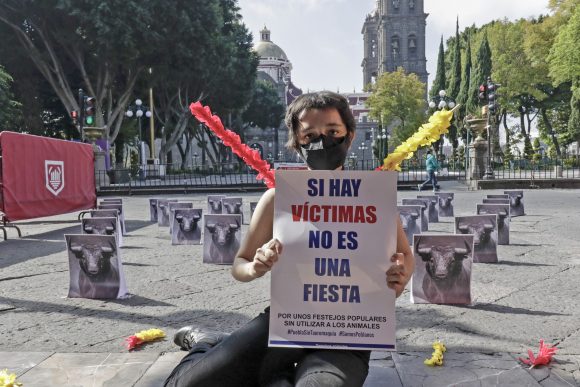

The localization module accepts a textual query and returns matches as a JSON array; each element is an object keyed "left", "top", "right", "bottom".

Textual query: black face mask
[{"left": 299, "top": 135, "right": 351, "bottom": 170}]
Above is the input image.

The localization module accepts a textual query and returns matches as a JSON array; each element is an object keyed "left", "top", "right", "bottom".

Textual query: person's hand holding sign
[
  {"left": 386, "top": 217, "right": 415, "bottom": 298},
  {"left": 250, "top": 238, "right": 283, "bottom": 279},
  {"left": 386, "top": 254, "right": 408, "bottom": 298}
]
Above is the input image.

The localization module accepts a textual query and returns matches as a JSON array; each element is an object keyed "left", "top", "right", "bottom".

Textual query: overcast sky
[{"left": 238, "top": 0, "right": 550, "bottom": 93}]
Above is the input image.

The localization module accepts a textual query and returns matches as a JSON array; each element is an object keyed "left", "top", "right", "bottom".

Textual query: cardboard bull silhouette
[
  {"left": 401, "top": 198, "right": 429, "bottom": 231},
  {"left": 417, "top": 195, "right": 439, "bottom": 223},
  {"left": 435, "top": 192, "right": 454, "bottom": 217},
  {"left": 504, "top": 190, "right": 525, "bottom": 217},
  {"left": 81, "top": 217, "right": 123, "bottom": 247},
  {"left": 171, "top": 209, "right": 203, "bottom": 245},
  {"left": 397, "top": 205, "right": 423, "bottom": 245},
  {"left": 65, "top": 234, "right": 128, "bottom": 299},
  {"left": 89, "top": 210, "right": 123, "bottom": 247},
  {"left": 455, "top": 214, "right": 498, "bottom": 263},
  {"left": 476, "top": 204, "right": 510, "bottom": 245},
  {"left": 149, "top": 198, "right": 160, "bottom": 222},
  {"left": 222, "top": 197, "right": 244, "bottom": 223},
  {"left": 157, "top": 199, "right": 178, "bottom": 227},
  {"left": 411, "top": 235, "right": 474, "bottom": 305},
  {"left": 207, "top": 195, "right": 226, "bottom": 214},
  {"left": 98, "top": 203, "right": 126, "bottom": 235},
  {"left": 168, "top": 202, "right": 194, "bottom": 234},
  {"left": 203, "top": 214, "right": 242, "bottom": 265}
]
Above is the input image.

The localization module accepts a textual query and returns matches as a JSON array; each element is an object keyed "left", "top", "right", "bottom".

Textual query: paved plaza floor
[{"left": 1, "top": 182, "right": 579, "bottom": 386}]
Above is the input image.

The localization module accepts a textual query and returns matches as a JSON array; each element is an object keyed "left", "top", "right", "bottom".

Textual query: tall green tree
[
  {"left": 445, "top": 18, "right": 462, "bottom": 154},
  {"left": 242, "top": 80, "right": 285, "bottom": 130},
  {"left": 447, "top": 18, "right": 462, "bottom": 99},
  {"left": 366, "top": 67, "right": 426, "bottom": 147},
  {"left": 549, "top": 5, "right": 580, "bottom": 144},
  {"left": 0, "top": 64, "right": 21, "bottom": 129},
  {"left": 133, "top": 0, "right": 257, "bottom": 164},
  {"left": 466, "top": 32, "right": 492, "bottom": 115},
  {"left": 0, "top": 0, "right": 162, "bottom": 142},
  {"left": 456, "top": 32, "right": 472, "bottom": 142},
  {"left": 429, "top": 36, "right": 446, "bottom": 99}
]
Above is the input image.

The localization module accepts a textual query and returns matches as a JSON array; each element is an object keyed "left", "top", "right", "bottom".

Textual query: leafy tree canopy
[{"left": 366, "top": 67, "right": 426, "bottom": 146}]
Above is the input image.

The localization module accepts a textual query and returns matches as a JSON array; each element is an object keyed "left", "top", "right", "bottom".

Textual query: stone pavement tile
[
  {"left": 365, "top": 351, "right": 403, "bottom": 386},
  {"left": 364, "top": 364, "right": 403, "bottom": 387},
  {"left": 134, "top": 351, "right": 185, "bottom": 387},
  {"left": 17, "top": 352, "right": 159, "bottom": 387},
  {"left": 519, "top": 354, "right": 580, "bottom": 387},
  {"left": 0, "top": 351, "right": 53, "bottom": 376},
  {"left": 393, "top": 351, "right": 541, "bottom": 386}
]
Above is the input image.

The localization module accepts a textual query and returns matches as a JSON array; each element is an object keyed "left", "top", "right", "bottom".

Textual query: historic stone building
[
  {"left": 250, "top": 27, "right": 303, "bottom": 162},
  {"left": 361, "top": 0, "right": 428, "bottom": 88}
]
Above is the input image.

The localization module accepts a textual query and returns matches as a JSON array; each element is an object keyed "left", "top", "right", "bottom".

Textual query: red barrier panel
[{"left": 0, "top": 132, "right": 96, "bottom": 221}]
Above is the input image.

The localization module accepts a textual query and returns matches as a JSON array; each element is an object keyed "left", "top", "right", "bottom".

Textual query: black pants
[{"left": 164, "top": 308, "right": 370, "bottom": 387}]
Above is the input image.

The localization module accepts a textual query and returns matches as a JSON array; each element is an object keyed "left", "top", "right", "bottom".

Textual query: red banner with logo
[{"left": 0, "top": 132, "right": 96, "bottom": 221}]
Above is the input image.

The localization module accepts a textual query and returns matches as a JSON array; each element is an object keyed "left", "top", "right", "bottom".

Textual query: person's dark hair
[
  {"left": 426, "top": 150, "right": 432, "bottom": 155},
  {"left": 284, "top": 91, "right": 356, "bottom": 151}
]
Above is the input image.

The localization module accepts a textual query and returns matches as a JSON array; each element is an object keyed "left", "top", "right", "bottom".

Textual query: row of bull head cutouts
[
  {"left": 400, "top": 191, "right": 525, "bottom": 305},
  {"left": 147, "top": 197, "right": 257, "bottom": 266}
]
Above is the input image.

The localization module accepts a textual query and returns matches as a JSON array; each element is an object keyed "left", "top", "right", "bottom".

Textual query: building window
[
  {"left": 409, "top": 0, "right": 415, "bottom": 9},
  {"left": 392, "top": 0, "right": 400, "bottom": 9},
  {"left": 408, "top": 34, "right": 417, "bottom": 55},
  {"left": 365, "top": 131, "right": 372, "bottom": 141},
  {"left": 391, "top": 36, "right": 400, "bottom": 58}
]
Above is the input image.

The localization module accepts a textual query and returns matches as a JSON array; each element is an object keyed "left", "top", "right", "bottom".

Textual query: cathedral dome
[{"left": 254, "top": 26, "right": 288, "bottom": 61}]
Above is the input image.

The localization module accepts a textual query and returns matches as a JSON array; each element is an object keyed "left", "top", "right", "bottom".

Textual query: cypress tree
[
  {"left": 466, "top": 32, "right": 492, "bottom": 115},
  {"left": 455, "top": 34, "right": 471, "bottom": 117},
  {"left": 447, "top": 18, "right": 462, "bottom": 99},
  {"left": 429, "top": 36, "right": 446, "bottom": 99}
]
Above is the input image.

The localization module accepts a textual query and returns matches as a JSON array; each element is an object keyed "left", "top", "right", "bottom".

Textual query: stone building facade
[{"left": 362, "top": 0, "right": 428, "bottom": 88}]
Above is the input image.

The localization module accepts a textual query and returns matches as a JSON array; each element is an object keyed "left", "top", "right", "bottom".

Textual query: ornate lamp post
[
  {"left": 376, "top": 128, "right": 388, "bottom": 165},
  {"left": 349, "top": 152, "right": 358, "bottom": 170},
  {"left": 126, "top": 99, "right": 152, "bottom": 165},
  {"left": 358, "top": 142, "right": 369, "bottom": 168},
  {"left": 429, "top": 90, "right": 455, "bottom": 160}
]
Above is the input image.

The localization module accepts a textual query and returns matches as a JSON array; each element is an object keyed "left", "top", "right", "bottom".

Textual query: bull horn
[
  {"left": 417, "top": 247, "right": 431, "bottom": 255},
  {"left": 230, "top": 223, "right": 240, "bottom": 230},
  {"left": 70, "top": 243, "right": 82, "bottom": 252},
  {"left": 483, "top": 223, "right": 494, "bottom": 231},
  {"left": 499, "top": 210, "right": 508, "bottom": 217},
  {"left": 105, "top": 226, "right": 115, "bottom": 232},
  {"left": 102, "top": 246, "right": 114, "bottom": 253},
  {"left": 458, "top": 224, "right": 468, "bottom": 232},
  {"left": 84, "top": 226, "right": 94, "bottom": 233},
  {"left": 454, "top": 247, "right": 468, "bottom": 255},
  {"left": 411, "top": 211, "right": 419, "bottom": 219}
]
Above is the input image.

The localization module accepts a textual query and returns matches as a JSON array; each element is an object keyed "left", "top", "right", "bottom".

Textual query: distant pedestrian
[{"left": 418, "top": 149, "right": 440, "bottom": 192}]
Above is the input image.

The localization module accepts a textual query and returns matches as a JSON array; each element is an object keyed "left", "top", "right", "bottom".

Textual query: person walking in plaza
[
  {"left": 164, "top": 91, "right": 414, "bottom": 387},
  {"left": 418, "top": 149, "right": 440, "bottom": 192}
]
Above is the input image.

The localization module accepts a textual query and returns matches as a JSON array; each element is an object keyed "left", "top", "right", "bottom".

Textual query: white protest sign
[{"left": 270, "top": 170, "right": 398, "bottom": 351}]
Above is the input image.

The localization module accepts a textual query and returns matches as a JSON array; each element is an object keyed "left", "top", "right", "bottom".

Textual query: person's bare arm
[
  {"left": 386, "top": 217, "right": 415, "bottom": 297},
  {"left": 231, "top": 189, "right": 283, "bottom": 282}
]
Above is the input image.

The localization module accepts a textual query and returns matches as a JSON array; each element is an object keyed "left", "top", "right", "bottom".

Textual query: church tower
[{"left": 362, "top": 0, "right": 428, "bottom": 88}]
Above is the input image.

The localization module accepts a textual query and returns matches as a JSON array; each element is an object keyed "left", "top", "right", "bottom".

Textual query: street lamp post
[
  {"left": 350, "top": 152, "right": 358, "bottom": 170},
  {"left": 126, "top": 99, "right": 152, "bottom": 166},
  {"left": 358, "top": 142, "right": 369, "bottom": 169},
  {"left": 376, "top": 128, "right": 388, "bottom": 165},
  {"left": 428, "top": 90, "right": 455, "bottom": 159}
]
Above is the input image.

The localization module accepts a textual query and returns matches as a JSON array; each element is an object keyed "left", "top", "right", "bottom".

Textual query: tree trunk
[{"left": 540, "top": 108, "right": 561, "bottom": 156}]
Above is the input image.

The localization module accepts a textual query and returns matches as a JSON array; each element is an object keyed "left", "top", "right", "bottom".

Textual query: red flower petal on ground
[{"left": 519, "top": 340, "right": 557, "bottom": 368}]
